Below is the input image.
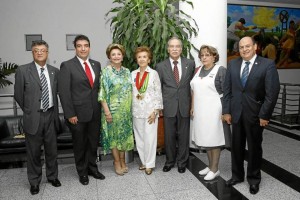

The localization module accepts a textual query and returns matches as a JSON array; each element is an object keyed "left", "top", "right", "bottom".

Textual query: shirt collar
[
  {"left": 35, "top": 62, "right": 47, "bottom": 72},
  {"left": 243, "top": 54, "right": 257, "bottom": 65},
  {"left": 169, "top": 57, "right": 182, "bottom": 65},
  {"left": 76, "top": 56, "right": 90, "bottom": 64}
]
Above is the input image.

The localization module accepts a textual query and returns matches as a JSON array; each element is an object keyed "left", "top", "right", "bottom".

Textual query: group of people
[{"left": 14, "top": 34, "right": 280, "bottom": 196}]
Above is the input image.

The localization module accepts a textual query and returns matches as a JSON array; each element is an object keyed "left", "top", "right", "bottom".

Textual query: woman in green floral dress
[{"left": 98, "top": 44, "right": 134, "bottom": 176}]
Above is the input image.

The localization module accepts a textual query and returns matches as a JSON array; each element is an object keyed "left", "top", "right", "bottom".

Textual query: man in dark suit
[
  {"left": 14, "top": 40, "right": 61, "bottom": 195},
  {"left": 58, "top": 35, "right": 105, "bottom": 185},
  {"left": 156, "top": 36, "right": 195, "bottom": 173},
  {"left": 223, "top": 36, "right": 280, "bottom": 194}
]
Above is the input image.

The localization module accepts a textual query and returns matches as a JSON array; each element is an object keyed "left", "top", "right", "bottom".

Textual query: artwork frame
[
  {"left": 25, "top": 34, "right": 42, "bottom": 51},
  {"left": 66, "top": 34, "right": 79, "bottom": 50},
  {"left": 227, "top": 4, "right": 300, "bottom": 69}
]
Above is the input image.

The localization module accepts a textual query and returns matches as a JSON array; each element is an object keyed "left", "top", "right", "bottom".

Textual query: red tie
[
  {"left": 173, "top": 60, "right": 179, "bottom": 85},
  {"left": 83, "top": 62, "right": 93, "bottom": 87}
]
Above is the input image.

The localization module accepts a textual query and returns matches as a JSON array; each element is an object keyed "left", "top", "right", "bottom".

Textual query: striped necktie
[
  {"left": 40, "top": 68, "right": 49, "bottom": 110},
  {"left": 241, "top": 61, "right": 250, "bottom": 87}
]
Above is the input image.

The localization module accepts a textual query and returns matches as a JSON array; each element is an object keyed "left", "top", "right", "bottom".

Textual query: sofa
[{"left": 0, "top": 114, "right": 73, "bottom": 155}]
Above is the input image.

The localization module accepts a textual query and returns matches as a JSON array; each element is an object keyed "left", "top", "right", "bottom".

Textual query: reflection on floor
[{"left": 0, "top": 125, "right": 299, "bottom": 200}]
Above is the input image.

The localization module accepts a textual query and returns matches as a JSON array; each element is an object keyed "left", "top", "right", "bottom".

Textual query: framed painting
[
  {"left": 66, "top": 34, "right": 79, "bottom": 50},
  {"left": 25, "top": 34, "right": 42, "bottom": 51},
  {"left": 227, "top": 4, "right": 300, "bottom": 69}
]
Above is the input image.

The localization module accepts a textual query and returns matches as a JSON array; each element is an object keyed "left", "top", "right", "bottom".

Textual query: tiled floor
[{"left": 0, "top": 126, "right": 299, "bottom": 200}]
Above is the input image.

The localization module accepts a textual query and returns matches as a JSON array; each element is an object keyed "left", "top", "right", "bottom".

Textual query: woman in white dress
[
  {"left": 132, "top": 46, "right": 163, "bottom": 175},
  {"left": 190, "top": 45, "right": 230, "bottom": 181}
]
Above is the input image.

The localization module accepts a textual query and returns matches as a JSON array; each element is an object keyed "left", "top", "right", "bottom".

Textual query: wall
[{"left": 0, "top": 0, "right": 114, "bottom": 115}]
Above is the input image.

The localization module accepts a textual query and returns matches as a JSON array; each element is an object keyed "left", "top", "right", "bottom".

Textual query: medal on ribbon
[{"left": 135, "top": 71, "right": 149, "bottom": 100}]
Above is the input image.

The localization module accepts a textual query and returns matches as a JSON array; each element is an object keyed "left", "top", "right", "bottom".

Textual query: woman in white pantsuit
[
  {"left": 190, "top": 45, "right": 231, "bottom": 181},
  {"left": 132, "top": 46, "right": 163, "bottom": 175}
]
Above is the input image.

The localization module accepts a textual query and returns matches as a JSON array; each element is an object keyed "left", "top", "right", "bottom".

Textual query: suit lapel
[
  {"left": 47, "top": 65, "right": 55, "bottom": 91},
  {"left": 180, "top": 58, "right": 188, "bottom": 86},
  {"left": 235, "top": 58, "right": 243, "bottom": 88},
  {"left": 248, "top": 57, "right": 260, "bottom": 80},
  {"left": 29, "top": 62, "right": 41, "bottom": 87},
  {"left": 89, "top": 59, "right": 99, "bottom": 88}
]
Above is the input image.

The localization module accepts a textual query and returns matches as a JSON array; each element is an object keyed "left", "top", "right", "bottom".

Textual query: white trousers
[{"left": 133, "top": 117, "right": 158, "bottom": 168}]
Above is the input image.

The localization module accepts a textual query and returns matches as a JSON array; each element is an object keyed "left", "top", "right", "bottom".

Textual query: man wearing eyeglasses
[{"left": 14, "top": 40, "right": 61, "bottom": 195}]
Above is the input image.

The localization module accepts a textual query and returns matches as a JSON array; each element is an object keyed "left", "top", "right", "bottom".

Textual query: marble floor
[{"left": 0, "top": 125, "right": 299, "bottom": 200}]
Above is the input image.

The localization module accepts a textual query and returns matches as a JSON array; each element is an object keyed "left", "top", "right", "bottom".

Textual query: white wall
[{"left": 0, "top": 0, "right": 114, "bottom": 115}]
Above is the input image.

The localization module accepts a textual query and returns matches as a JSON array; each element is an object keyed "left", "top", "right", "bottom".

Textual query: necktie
[
  {"left": 173, "top": 60, "right": 179, "bottom": 85},
  {"left": 40, "top": 68, "right": 49, "bottom": 110},
  {"left": 84, "top": 62, "right": 93, "bottom": 87},
  {"left": 241, "top": 61, "right": 250, "bottom": 87}
]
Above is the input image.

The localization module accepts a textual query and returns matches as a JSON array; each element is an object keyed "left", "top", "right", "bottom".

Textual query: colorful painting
[{"left": 227, "top": 4, "right": 300, "bottom": 69}]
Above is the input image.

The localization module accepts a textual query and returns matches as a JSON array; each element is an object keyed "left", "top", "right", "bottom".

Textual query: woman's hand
[
  {"left": 190, "top": 108, "right": 194, "bottom": 119},
  {"left": 147, "top": 112, "right": 157, "bottom": 124},
  {"left": 105, "top": 113, "right": 113, "bottom": 123}
]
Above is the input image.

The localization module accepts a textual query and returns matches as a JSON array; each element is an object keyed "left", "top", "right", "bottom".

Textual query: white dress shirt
[{"left": 35, "top": 63, "right": 53, "bottom": 109}]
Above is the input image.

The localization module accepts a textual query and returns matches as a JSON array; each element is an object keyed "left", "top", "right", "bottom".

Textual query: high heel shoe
[
  {"left": 120, "top": 158, "right": 129, "bottom": 173},
  {"left": 113, "top": 161, "right": 124, "bottom": 176},
  {"left": 139, "top": 165, "right": 146, "bottom": 170},
  {"left": 145, "top": 168, "right": 152, "bottom": 175}
]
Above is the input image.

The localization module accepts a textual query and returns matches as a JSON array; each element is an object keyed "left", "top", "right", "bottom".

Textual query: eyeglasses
[
  {"left": 33, "top": 49, "right": 48, "bottom": 54},
  {"left": 200, "top": 54, "right": 212, "bottom": 58}
]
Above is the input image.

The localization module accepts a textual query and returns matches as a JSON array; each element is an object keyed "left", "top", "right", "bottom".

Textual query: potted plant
[
  {"left": 0, "top": 60, "right": 18, "bottom": 88},
  {"left": 106, "top": 0, "right": 198, "bottom": 71}
]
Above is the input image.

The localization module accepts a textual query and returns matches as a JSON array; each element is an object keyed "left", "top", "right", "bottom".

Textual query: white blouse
[{"left": 131, "top": 66, "right": 163, "bottom": 118}]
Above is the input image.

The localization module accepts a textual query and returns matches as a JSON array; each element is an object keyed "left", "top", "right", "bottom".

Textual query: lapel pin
[{"left": 255, "top": 62, "right": 258, "bottom": 65}]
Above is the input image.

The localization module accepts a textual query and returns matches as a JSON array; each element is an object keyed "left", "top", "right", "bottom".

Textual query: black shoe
[
  {"left": 79, "top": 175, "right": 89, "bottom": 185},
  {"left": 162, "top": 165, "right": 173, "bottom": 172},
  {"left": 88, "top": 170, "right": 105, "bottom": 180},
  {"left": 30, "top": 185, "right": 39, "bottom": 195},
  {"left": 178, "top": 167, "right": 186, "bottom": 173},
  {"left": 226, "top": 178, "right": 244, "bottom": 186},
  {"left": 249, "top": 184, "right": 259, "bottom": 194},
  {"left": 48, "top": 179, "right": 61, "bottom": 187}
]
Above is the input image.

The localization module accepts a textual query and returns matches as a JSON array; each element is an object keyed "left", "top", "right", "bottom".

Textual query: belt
[{"left": 38, "top": 106, "right": 54, "bottom": 113}]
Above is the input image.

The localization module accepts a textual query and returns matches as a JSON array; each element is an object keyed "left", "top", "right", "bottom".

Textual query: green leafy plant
[
  {"left": 0, "top": 61, "right": 18, "bottom": 88},
  {"left": 106, "top": 0, "right": 198, "bottom": 71}
]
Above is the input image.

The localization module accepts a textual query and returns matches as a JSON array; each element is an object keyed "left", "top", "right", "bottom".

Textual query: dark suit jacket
[
  {"left": 156, "top": 57, "right": 195, "bottom": 117},
  {"left": 14, "top": 62, "right": 59, "bottom": 135},
  {"left": 58, "top": 57, "right": 101, "bottom": 122},
  {"left": 223, "top": 56, "right": 280, "bottom": 124}
]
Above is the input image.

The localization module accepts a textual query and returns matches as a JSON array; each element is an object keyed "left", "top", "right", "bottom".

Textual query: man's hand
[
  {"left": 68, "top": 116, "right": 78, "bottom": 125},
  {"left": 259, "top": 119, "right": 269, "bottom": 127}
]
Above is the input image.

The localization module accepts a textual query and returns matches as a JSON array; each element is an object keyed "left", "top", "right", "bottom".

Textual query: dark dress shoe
[
  {"left": 88, "top": 170, "right": 105, "bottom": 180},
  {"left": 178, "top": 167, "right": 186, "bottom": 173},
  {"left": 48, "top": 179, "right": 61, "bottom": 187},
  {"left": 249, "top": 184, "right": 259, "bottom": 194},
  {"left": 79, "top": 175, "right": 89, "bottom": 185},
  {"left": 30, "top": 185, "right": 39, "bottom": 195},
  {"left": 226, "top": 178, "right": 244, "bottom": 186},
  {"left": 162, "top": 165, "right": 173, "bottom": 172}
]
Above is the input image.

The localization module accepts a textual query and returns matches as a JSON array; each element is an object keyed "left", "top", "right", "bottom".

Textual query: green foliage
[
  {"left": 106, "top": 0, "right": 198, "bottom": 71},
  {"left": 0, "top": 61, "right": 18, "bottom": 88}
]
